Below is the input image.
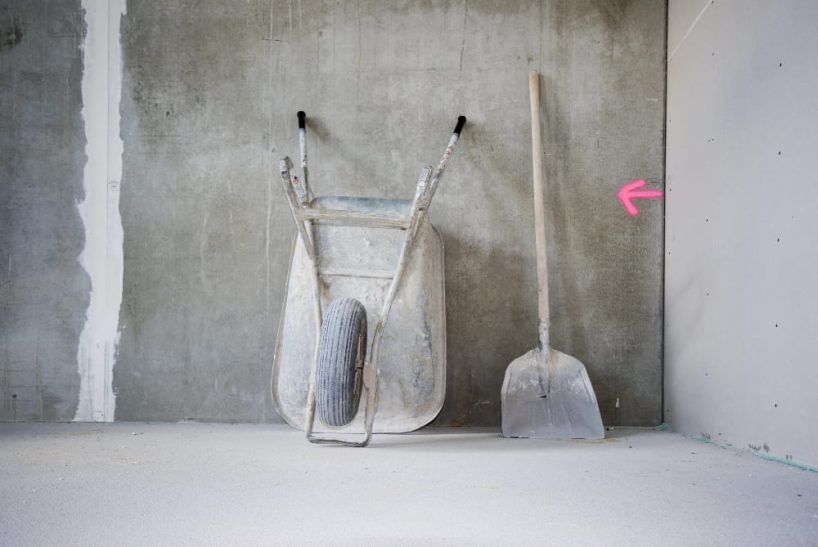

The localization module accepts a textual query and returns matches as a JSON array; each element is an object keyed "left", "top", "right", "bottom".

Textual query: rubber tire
[{"left": 316, "top": 298, "right": 367, "bottom": 427}]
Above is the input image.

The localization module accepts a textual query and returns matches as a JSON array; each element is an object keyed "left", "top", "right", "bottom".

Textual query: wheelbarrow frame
[{"left": 276, "top": 112, "right": 466, "bottom": 446}]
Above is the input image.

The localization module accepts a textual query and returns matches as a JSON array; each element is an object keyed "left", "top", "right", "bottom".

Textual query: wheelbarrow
[{"left": 271, "top": 112, "right": 466, "bottom": 446}]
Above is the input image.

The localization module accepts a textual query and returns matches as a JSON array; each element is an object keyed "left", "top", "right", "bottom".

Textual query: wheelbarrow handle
[
  {"left": 294, "top": 111, "right": 312, "bottom": 201},
  {"left": 406, "top": 115, "right": 466, "bottom": 222},
  {"left": 453, "top": 115, "right": 466, "bottom": 136}
]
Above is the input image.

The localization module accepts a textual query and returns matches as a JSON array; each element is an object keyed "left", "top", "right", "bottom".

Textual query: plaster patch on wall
[{"left": 75, "top": 0, "right": 126, "bottom": 422}]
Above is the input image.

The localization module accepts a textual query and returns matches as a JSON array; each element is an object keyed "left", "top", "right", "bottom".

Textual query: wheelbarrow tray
[{"left": 272, "top": 196, "right": 446, "bottom": 433}]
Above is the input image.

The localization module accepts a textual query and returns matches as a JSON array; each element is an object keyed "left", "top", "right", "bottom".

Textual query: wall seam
[
  {"left": 74, "top": 0, "right": 125, "bottom": 422},
  {"left": 659, "top": 0, "right": 667, "bottom": 425}
]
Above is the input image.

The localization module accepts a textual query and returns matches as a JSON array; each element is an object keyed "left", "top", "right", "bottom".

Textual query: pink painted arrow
[{"left": 618, "top": 179, "right": 663, "bottom": 216}]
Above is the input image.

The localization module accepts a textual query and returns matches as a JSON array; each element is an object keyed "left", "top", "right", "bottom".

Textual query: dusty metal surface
[
  {"left": 502, "top": 344, "right": 604, "bottom": 439},
  {"left": 272, "top": 197, "right": 447, "bottom": 433},
  {"left": 275, "top": 115, "right": 462, "bottom": 444}
]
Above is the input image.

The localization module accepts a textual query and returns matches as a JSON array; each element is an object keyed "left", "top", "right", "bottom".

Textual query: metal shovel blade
[{"left": 501, "top": 347, "right": 604, "bottom": 439}]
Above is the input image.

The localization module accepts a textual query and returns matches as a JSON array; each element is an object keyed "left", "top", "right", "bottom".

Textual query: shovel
[{"left": 501, "top": 71, "right": 605, "bottom": 439}]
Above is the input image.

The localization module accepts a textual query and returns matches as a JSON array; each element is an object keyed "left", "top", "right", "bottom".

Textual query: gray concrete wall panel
[
  {"left": 0, "top": 0, "right": 87, "bottom": 421},
  {"left": 114, "top": 3, "right": 277, "bottom": 421},
  {"left": 115, "top": 0, "right": 666, "bottom": 426}
]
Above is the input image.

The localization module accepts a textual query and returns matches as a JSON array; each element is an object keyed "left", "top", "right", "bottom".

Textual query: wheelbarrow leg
[{"left": 278, "top": 156, "right": 323, "bottom": 440}]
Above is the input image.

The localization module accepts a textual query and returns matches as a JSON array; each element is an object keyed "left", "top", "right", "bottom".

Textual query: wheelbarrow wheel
[{"left": 316, "top": 297, "right": 367, "bottom": 427}]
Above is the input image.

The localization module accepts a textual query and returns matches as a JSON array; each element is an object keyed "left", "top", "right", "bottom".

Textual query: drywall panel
[
  {"left": 666, "top": 0, "right": 818, "bottom": 466},
  {"left": 667, "top": 0, "right": 709, "bottom": 59},
  {"left": 114, "top": 0, "right": 666, "bottom": 425}
]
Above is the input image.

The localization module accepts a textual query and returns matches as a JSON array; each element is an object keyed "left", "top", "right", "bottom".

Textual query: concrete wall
[
  {"left": 2, "top": 0, "right": 666, "bottom": 426},
  {"left": 666, "top": 0, "right": 818, "bottom": 466},
  {"left": 113, "top": 0, "right": 666, "bottom": 426},
  {"left": 114, "top": 2, "right": 278, "bottom": 422},
  {"left": 0, "top": 0, "right": 87, "bottom": 421}
]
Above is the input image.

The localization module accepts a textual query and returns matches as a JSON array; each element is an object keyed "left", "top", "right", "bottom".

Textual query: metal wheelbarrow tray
[{"left": 271, "top": 112, "right": 466, "bottom": 446}]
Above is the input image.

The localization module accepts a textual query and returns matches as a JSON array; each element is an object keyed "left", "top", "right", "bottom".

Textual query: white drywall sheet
[{"left": 665, "top": 0, "right": 818, "bottom": 468}]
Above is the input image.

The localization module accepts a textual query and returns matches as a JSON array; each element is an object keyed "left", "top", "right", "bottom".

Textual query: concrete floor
[{"left": 1, "top": 424, "right": 816, "bottom": 546}]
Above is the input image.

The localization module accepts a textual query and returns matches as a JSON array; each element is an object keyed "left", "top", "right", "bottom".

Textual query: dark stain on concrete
[{"left": 0, "top": 16, "right": 23, "bottom": 52}]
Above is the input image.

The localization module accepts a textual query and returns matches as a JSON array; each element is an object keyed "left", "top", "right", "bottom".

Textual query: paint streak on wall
[{"left": 74, "top": 0, "right": 125, "bottom": 422}]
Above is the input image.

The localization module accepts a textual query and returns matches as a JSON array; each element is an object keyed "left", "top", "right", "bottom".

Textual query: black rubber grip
[
  {"left": 453, "top": 115, "right": 466, "bottom": 135},
  {"left": 297, "top": 111, "right": 306, "bottom": 129}
]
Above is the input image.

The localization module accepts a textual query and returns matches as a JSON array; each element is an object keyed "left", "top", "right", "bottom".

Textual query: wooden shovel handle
[{"left": 529, "top": 70, "right": 550, "bottom": 329}]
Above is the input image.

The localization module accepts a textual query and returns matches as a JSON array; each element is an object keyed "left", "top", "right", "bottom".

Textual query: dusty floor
[{"left": 1, "top": 424, "right": 816, "bottom": 546}]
